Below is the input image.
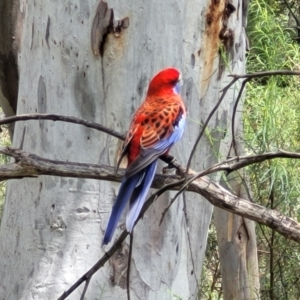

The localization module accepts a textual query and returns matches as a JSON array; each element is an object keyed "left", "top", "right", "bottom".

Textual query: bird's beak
[{"left": 178, "top": 73, "right": 182, "bottom": 81}]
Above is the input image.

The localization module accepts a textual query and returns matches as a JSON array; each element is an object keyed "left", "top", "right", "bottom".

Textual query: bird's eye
[{"left": 171, "top": 79, "right": 179, "bottom": 86}]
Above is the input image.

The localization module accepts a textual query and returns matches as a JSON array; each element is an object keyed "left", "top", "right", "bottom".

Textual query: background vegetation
[{"left": 200, "top": 0, "right": 300, "bottom": 299}]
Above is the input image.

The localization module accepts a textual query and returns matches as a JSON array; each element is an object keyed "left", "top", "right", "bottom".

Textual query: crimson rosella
[{"left": 102, "top": 68, "right": 186, "bottom": 245}]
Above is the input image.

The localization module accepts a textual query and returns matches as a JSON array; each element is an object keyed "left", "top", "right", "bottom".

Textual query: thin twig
[
  {"left": 186, "top": 69, "right": 300, "bottom": 176},
  {"left": 282, "top": 0, "right": 300, "bottom": 28},
  {"left": 185, "top": 76, "right": 239, "bottom": 175},
  {"left": 0, "top": 114, "right": 183, "bottom": 169},
  {"left": 183, "top": 191, "right": 200, "bottom": 294},
  {"left": 127, "top": 232, "right": 133, "bottom": 300},
  {"left": 57, "top": 179, "right": 185, "bottom": 300},
  {"left": 80, "top": 277, "right": 91, "bottom": 300},
  {"left": 159, "top": 183, "right": 190, "bottom": 225},
  {"left": 229, "top": 70, "right": 300, "bottom": 79},
  {"left": 57, "top": 230, "right": 129, "bottom": 300},
  {"left": 0, "top": 113, "right": 124, "bottom": 140},
  {"left": 231, "top": 78, "right": 249, "bottom": 156},
  {"left": 160, "top": 148, "right": 300, "bottom": 225}
]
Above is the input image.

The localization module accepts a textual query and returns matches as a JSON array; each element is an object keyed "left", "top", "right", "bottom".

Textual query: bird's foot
[{"left": 160, "top": 154, "right": 185, "bottom": 176}]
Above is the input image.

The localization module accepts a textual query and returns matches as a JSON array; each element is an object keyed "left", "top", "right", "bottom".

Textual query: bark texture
[
  {"left": 215, "top": 139, "right": 260, "bottom": 300},
  {"left": 214, "top": 1, "right": 260, "bottom": 299},
  {"left": 0, "top": 0, "right": 250, "bottom": 299}
]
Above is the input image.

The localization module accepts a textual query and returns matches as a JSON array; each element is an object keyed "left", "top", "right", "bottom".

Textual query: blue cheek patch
[{"left": 173, "top": 82, "right": 181, "bottom": 94}]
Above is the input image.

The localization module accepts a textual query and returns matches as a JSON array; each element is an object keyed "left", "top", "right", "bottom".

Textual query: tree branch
[
  {"left": 0, "top": 114, "right": 183, "bottom": 172},
  {"left": 282, "top": 0, "right": 300, "bottom": 28},
  {"left": 0, "top": 113, "right": 124, "bottom": 140},
  {"left": 230, "top": 70, "right": 300, "bottom": 79},
  {"left": 1, "top": 146, "right": 300, "bottom": 245}
]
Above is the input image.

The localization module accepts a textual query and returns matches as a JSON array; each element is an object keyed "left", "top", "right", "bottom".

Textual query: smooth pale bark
[
  {"left": 0, "top": 0, "right": 252, "bottom": 299},
  {"left": 214, "top": 1, "right": 260, "bottom": 298},
  {"left": 215, "top": 138, "right": 260, "bottom": 299}
]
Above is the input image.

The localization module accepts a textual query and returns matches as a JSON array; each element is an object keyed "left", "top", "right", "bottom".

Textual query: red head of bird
[{"left": 146, "top": 68, "right": 180, "bottom": 97}]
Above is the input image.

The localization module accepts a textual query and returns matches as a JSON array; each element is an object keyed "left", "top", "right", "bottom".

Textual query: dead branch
[
  {"left": 230, "top": 70, "right": 300, "bottom": 79},
  {"left": 0, "top": 113, "right": 124, "bottom": 141},
  {"left": 0, "top": 114, "right": 181, "bottom": 172},
  {"left": 1, "top": 147, "right": 300, "bottom": 246}
]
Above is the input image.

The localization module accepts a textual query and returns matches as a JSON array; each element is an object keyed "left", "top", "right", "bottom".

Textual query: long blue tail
[
  {"left": 126, "top": 161, "right": 157, "bottom": 232},
  {"left": 102, "top": 161, "right": 157, "bottom": 245}
]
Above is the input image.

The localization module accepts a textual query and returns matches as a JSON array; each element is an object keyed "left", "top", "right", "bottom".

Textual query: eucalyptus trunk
[{"left": 0, "top": 0, "right": 256, "bottom": 299}]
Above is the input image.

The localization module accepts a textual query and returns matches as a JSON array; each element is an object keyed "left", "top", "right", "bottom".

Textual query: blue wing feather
[
  {"left": 126, "top": 161, "right": 158, "bottom": 232},
  {"left": 102, "top": 161, "right": 158, "bottom": 245},
  {"left": 102, "top": 174, "right": 140, "bottom": 245},
  {"left": 125, "top": 113, "right": 186, "bottom": 178}
]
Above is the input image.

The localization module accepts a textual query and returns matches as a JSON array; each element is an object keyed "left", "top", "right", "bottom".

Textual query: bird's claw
[{"left": 162, "top": 164, "right": 176, "bottom": 174}]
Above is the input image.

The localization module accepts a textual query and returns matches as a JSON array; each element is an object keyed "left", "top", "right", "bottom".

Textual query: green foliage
[
  {"left": 245, "top": 0, "right": 300, "bottom": 299},
  {"left": 199, "top": 221, "right": 222, "bottom": 300},
  {"left": 247, "top": 0, "right": 300, "bottom": 73}
]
